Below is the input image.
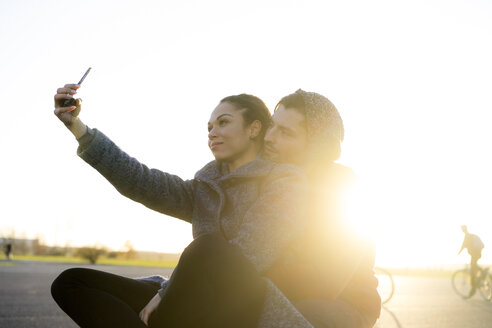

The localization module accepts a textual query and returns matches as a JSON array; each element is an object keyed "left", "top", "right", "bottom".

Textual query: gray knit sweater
[{"left": 77, "top": 128, "right": 314, "bottom": 327}]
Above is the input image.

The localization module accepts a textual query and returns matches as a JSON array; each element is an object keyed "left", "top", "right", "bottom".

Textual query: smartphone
[{"left": 62, "top": 67, "right": 92, "bottom": 113}]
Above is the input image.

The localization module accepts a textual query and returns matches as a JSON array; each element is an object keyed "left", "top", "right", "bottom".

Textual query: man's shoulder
[
  {"left": 331, "top": 162, "right": 356, "bottom": 179},
  {"left": 312, "top": 162, "right": 356, "bottom": 191}
]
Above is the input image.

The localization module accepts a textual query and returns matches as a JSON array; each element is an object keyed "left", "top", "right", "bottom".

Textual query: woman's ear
[{"left": 249, "top": 120, "right": 262, "bottom": 139}]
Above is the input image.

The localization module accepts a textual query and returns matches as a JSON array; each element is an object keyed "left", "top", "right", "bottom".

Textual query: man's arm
[{"left": 458, "top": 236, "right": 466, "bottom": 254}]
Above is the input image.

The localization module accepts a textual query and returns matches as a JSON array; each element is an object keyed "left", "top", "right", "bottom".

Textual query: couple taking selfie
[{"left": 51, "top": 80, "right": 381, "bottom": 327}]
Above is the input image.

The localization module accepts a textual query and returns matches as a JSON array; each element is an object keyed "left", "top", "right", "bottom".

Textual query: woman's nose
[{"left": 208, "top": 127, "right": 216, "bottom": 139}]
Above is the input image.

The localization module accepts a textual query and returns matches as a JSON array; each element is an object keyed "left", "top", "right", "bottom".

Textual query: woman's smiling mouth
[{"left": 210, "top": 142, "right": 223, "bottom": 150}]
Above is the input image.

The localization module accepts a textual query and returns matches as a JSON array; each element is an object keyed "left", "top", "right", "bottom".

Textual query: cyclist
[{"left": 458, "top": 225, "right": 484, "bottom": 298}]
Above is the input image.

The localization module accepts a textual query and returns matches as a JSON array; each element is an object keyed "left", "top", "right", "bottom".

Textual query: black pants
[{"left": 51, "top": 233, "right": 266, "bottom": 327}]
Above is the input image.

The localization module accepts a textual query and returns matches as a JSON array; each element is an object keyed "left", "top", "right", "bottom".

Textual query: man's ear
[{"left": 250, "top": 120, "right": 262, "bottom": 139}]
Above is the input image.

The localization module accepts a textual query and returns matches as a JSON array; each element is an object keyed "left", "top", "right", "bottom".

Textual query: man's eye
[{"left": 281, "top": 129, "right": 295, "bottom": 137}]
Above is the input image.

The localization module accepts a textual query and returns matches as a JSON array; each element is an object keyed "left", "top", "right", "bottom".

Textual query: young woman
[{"left": 50, "top": 83, "right": 309, "bottom": 327}]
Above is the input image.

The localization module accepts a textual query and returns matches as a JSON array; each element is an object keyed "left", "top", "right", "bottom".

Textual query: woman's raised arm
[
  {"left": 53, "top": 83, "right": 195, "bottom": 222},
  {"left": 76, "top": 129, "right": 195, "bottom": 222}
]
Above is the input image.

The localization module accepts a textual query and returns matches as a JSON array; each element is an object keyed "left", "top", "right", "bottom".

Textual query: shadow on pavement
[
  {"left": 468, "top": 299, "right": 492, "bottom": 313},
  {"left": 375, "top": 306, "right": 403, "bottom": 328}
]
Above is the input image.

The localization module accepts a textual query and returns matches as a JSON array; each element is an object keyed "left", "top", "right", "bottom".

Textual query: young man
[
  {"left": 459, "top": 225, "right": 485, "bottom": 298},
  {"left": 262, "top": 89, "right": 381, "bottom": 328}
]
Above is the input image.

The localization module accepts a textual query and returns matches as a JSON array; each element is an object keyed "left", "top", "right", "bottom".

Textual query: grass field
[
  {"left": 1, "top": 254, "right": 178, "bottom": 268},
  {"left": 2, "top": 255, "right": 485, "bottom": 278}
]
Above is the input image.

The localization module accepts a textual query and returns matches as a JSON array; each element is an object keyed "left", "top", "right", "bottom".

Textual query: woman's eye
[{"left": 219, "top": 119, "right": 228, "bottom": 126}]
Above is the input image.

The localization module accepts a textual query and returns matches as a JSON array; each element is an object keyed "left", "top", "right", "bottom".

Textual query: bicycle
[
  {"left": 451, "top": 265, "right": 492, "bottom": 301},
  {"left": 375, "top": 267, "right": 395, "bottom": 304}
]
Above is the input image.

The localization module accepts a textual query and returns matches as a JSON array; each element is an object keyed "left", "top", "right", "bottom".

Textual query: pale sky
[{"left": 1, "top": 0, "right": 491, "bottom": 267}]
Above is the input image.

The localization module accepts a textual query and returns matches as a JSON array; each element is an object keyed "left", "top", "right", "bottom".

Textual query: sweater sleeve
[
  {"left": 77, "top": 128, "right": 195, "bottom": 222},
  {"left": 257, "top": 278, "right": 314, "bottom": 328},
  {"left": 230, "top": 164, "right": 308, "bottom": 274}
]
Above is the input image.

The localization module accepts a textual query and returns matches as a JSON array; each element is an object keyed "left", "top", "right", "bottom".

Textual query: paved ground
[
  {"left": 1, "top": 260, "right": 492, "bottom": 327},
  {"left": 0, "top": 260, "right": 173, "bottom": 328},
  {"left": 375, "top": 275, "right": 492, "bottom": 328}
]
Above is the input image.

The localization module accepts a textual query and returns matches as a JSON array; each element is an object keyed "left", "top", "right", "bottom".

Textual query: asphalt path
[
  {"left": 0, "top": 260, "right": 173, "bottom": 328},
  {"left": 1, "top": 260, "right": 492, "bottom": 327},
  {"left": 376, "top": 275, "right": 492, "bottom": 328}
]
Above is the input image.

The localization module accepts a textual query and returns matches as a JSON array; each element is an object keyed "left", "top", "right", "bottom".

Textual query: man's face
[{"left": 263, "top": 105, "right": 308, "bottom": 165}]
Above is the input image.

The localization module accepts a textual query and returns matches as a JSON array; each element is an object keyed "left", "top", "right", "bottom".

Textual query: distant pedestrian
[
  {"left": 458, "top": 225, "right": 484, "bottom": 298},
  {"left": 4, "top": 243, "right": 12, "bottom": 260}
]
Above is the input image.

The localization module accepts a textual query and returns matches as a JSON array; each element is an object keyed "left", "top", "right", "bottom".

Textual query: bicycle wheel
[
  {"left": 479, "top": 274, "right": 492, "bottom": 301},
  {"left": 451, "top": 269, "right": 472, "bottom": 298},
  {"left": 375, "top": 267, "right": 395, "bottom": 304}
]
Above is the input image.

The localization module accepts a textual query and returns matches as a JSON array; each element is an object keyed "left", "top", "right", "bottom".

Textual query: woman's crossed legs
[
  {"left": 51, "top": 233, "right": 265, "bottom": 328},
  {"left": 51, "top": 267, "right": 158, "bottom": 328}
]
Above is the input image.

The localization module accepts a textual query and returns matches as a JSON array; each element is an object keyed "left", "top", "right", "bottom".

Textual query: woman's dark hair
[{"left": 220, "top": 94, "right": 271, "bottom": 141}]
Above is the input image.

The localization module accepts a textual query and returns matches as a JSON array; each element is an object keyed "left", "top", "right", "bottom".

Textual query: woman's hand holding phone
[
  {"left": 54, "top": 83, "right": 81, "bottom": 121},
  {"left": 54, "top": 68, "right": 91, "bottom": 139},
  {"left": 54, "top": 83, "right": 87, "bottom": 138}
]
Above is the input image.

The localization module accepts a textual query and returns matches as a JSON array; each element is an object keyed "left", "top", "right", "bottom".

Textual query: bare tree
[
  {"left": 76, "top": 246, "right": 107, "bottom": 264},
  {"left": 122, "top": 240, "right": 136, "bottom": 260}
]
